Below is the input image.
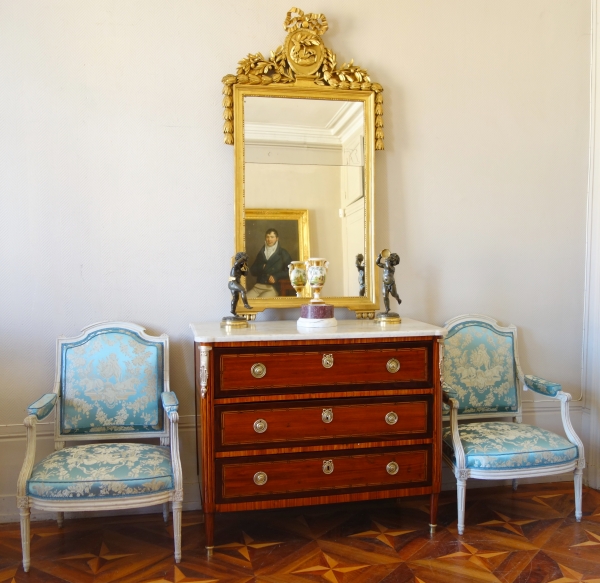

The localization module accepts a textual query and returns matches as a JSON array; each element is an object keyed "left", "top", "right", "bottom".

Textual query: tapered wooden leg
[
  {"left": 512, "top": 479, "right": 519, "bottom": 491},
  {"left": 56, "top": 512, "right": 64, "bottom": 528},
  {"left": 574, "top": 468, "right": 583, "bottom": 521},
  {"left": 429, "top": 492, "right": 439, "bottom": 533},
  {"left": 457, "top": 479, "right": 467, "bottom": 535},
  {"left": 204, "top": 511, "right": 214, "bottom": 555},
  {"left": 173, "top": 500, "right": 182, "bottom": 563},
  {"left": 20, "top": 506, "right": 31, "bottom": 573},
  {"left": 163, "top": 502, "right": 169, "bottom": 523}
]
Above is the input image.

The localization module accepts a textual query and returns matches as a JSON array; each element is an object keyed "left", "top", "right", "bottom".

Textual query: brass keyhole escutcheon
[
  {"left": 386, "top": 358, "right": 400, "bottom": 373},
  {"left": 322, "top": 460, "right": 334, "bottom": 474},
  {"left": 386, "top": 461, "right": 399, "bottom": 475},
  {"left": 253, "top": 471, "right": 268, "bottom": 485},
  {"left": 322, "top": 354, "right": 334, "bottom": 368},
  {"left": 253, "top": 419, "right": 268, "bottom": 433},
  {"left": 385, "top": 411, "right": 398, "bottom": 425},
  {"left": 251, "top": 363, "right": 266, "bottom": 379},
  {"left": 322, "top": 408, "right": 333, "bottom": 424}
]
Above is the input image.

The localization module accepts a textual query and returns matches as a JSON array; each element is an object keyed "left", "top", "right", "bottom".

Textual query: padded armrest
[
  {"left": 524, "top": 375, "right": 561, "bottom": 397},
  {"left": 161, "top": 391, "right": 179, "bottom": 414},
  {"left": 27, "top": 394, "right": 57, "bottom": 420}
]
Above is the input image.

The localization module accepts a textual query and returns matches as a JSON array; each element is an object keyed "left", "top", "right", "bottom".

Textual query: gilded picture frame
[{"left": 244, "top": 208, "right": 310, "bottom": 300}]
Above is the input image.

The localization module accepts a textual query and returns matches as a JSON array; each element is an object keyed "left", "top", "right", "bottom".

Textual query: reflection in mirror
[{"left": 244, "top": 96, "right": 365, "bottom": 298}]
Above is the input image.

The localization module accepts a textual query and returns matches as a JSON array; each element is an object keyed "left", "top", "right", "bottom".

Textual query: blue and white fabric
[
  {"left": 524, "top": 375, "right": 561, "bottom": 397},
  {"left": 443, "top": 321, "right": 518, "bottom": 415},
  {"left": 60, "top": 328, "right": 164, "bottom": 434},
  {"left": 28, "top": 394, "right": 57, "bottom": 420},
  {"left": 27, "top": 443, "right": 174, "bottom": 499},
  {"left": 442, "top": 422, "right": 578, "bottom": 470}
]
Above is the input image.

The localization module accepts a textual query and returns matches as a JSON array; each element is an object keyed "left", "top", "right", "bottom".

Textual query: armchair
[
  {"left": 441, "top": 315, "right": 584, "bottom": 535},
  {"left": 16, "top": 322, "right": 183, "bottom": 572}
]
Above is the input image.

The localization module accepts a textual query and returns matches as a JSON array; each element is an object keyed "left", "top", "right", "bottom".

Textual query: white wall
[{"left": 0, "top": 0, "right": 591, "bottom": 520}]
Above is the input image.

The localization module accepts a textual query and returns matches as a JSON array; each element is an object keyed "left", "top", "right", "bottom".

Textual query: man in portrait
[{"left": 247, "top": 228, "right": 292, "bottom": 298}]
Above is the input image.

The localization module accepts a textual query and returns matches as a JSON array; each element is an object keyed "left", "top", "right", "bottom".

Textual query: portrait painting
[{"left": 244, "top": 209, "right": 310, "bottom": 298}]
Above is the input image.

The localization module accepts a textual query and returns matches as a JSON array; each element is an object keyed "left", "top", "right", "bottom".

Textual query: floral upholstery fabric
[
  {"left": 442, "top": 422, "right": 578, "bottom": 470},
  {"left": 161, "top": 392, "right": 178, "bottom": 414},
  {"left": 524, "top": 375, "right": 561, "bottom": 397},
  {"left": 27, "top": 443, "right": 173, "bottom": 499},
  {"left": 28, "top": 394, "right": 57, "bottom": 420},
  {"left": 60, "top": 328, "right": 164, "bottom": 434},
  {"left": 443, "top": 321, "right": 518, "bottom": 415}
]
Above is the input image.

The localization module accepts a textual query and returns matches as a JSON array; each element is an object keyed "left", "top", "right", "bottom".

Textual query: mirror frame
[{"left": 221, "top": 8, "right": 385, "bottom": 319}]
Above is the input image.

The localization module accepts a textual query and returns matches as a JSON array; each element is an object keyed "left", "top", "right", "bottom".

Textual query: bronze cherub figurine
[
  {"left": 375, "top": 249, "right": 401, "bottom": 324},
  {"left": 221, "top": 252, "right": 253, "bottom": 328}
]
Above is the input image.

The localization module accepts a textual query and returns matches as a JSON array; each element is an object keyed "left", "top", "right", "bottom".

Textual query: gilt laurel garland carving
[{"left": 221, "top": 7, "right": 384, "bottom": 150}]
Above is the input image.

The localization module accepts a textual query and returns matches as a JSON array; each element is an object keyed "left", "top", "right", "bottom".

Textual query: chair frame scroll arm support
[
  {"left": 556, "top": 391, "right": 585, "bottom": 521},
  {"left": 16, "top": 415, "right": 38, "bottom": 573},
  {"left": 164, "top": 398, "right": 183, "bottom": 563},
  {"left": 442, "top": 391, "right": 467, "bottom": 474}
]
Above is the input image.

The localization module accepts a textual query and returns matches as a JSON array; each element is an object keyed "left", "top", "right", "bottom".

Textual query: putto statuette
[
  {"left": 375, "top": 249, "right": 401, "bottom": 324},
  {"left": 221, "top": 252, "right": 253, "bottom": 328}
]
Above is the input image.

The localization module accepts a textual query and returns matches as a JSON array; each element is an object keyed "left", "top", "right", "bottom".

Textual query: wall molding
[{"left": 584, "top": 0, "right": 600, "bottom": 490}]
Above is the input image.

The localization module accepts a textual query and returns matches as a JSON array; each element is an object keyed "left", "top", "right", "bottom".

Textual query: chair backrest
[
  {"left": 443, "top": 315, "right": 522, "bottom": 418},
  {"left": 54, "top": 322, "right": 169, "bottom": 440}
]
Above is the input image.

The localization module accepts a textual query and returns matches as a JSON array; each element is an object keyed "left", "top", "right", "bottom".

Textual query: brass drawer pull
[
  {"left": 386, "top": 461, "right": 399, "bottom": 475},
  {"left": 253, "top": 419, "right": 268, "bottom": 433},
  {"left": 385, "top": 411, "right": 398, "bottom": 425},
  {"left": 253, "top": 471, "right": 268, "bottom": 485},
  {"left": 322, "top": 354, "right": 334, "bottom": 368},
  {"left": 251, "top": 363, "right": 267, "bottom": 379},
  {"left": 322, "top": 460, "right": 334, "bottom": 474},
  {"left": 386, "top": 358, "right": 400, "bottom": 373},
  {"left": 322, "top": 408, "right": 333, "bottom": 424}
]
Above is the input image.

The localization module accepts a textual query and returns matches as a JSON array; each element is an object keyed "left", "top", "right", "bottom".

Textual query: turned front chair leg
[
  {"left": 173, "top": 500, "right": 182, "bottom": 563},
  {"left": 574, "top": 468, "right": 583, "bottom": 522},
  {"left": 20, "top": 506, "right": 31, "bottom": 573},
  {"left": 57, "top": 512, "right": 64, "bottom": 528},
  {"left": 457, "top": 479, "right": 467, "bottom": 535},
  {"left": 163, "top": 502, "right": 169, "bottom": 523},
  {"left": 512, "top": 479, "right": 519, "bottom": 492},
  {"left": 429, "top": 492, "right": 439, "bottom": 533}
]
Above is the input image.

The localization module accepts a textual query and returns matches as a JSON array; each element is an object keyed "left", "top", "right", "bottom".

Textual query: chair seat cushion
[
  {"left": 27, "top": 443, "right": 174, "bottom": 499},
  {"left": 442, "top": 422, "right": 578, "bottom": 470}
]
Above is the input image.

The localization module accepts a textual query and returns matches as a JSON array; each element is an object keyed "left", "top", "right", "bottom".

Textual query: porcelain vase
[
  {"left": 288, "top": 261, "right": 307, "bottom": 297},
  {"left": 305, "top": 258, "right": 329, "bottom": 303}
]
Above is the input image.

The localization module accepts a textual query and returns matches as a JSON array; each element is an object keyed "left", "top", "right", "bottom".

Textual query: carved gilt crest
[{"left": 221, "top": 7, "right": 384, "bottom": 150}]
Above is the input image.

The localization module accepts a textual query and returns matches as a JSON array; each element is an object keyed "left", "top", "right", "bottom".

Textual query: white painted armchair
[
  {"left": 441, "top": 315, "right": 584, "bottom": 535},
  {"left": 16, "top": 322, "right": 183, "bottom": 572}
]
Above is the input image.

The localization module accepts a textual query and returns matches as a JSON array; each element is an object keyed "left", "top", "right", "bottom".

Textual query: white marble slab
[{"left": 190, "top": 317, "right": 445, "bottom": 343}]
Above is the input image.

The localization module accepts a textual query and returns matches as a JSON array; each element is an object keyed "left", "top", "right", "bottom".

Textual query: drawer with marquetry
[
  {"left": 215, "top": 446, "right": 432, "bottom": 502},
  {"left": 214, "top": 395, "right": 433, "bottom": 450},
  {"left": 215, "top": 341, "right": 432, "bottom": 396}
]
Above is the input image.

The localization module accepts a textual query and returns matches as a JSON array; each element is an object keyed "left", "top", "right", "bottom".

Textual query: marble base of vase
[
  {"left": 298, "top": 303, "right": 337, "bottom": 328},
  {"left": 374, "top": 312, "right": 402, "bottom": 324}
]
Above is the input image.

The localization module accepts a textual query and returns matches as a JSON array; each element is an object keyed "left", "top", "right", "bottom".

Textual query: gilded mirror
[{"left": 221, "top": 8, "right": 384, "bottom": 318}]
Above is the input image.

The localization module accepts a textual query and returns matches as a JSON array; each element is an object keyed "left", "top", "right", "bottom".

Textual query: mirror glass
[{"left": 243, "top": 96, "right": 366, "bottom": 298}]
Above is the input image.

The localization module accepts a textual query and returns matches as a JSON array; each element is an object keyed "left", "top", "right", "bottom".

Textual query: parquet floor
[{"left": 1, "top": 482, "right": 599, "bottom": 583}]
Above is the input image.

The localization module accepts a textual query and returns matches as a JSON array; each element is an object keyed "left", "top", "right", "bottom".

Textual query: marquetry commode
[{"left": 190, "top": 319, "right": 445, "bottom": 552}]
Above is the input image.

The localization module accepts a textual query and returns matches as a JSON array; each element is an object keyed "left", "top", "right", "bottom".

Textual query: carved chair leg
[
  {"left": 512, "top": 479, "right": 519, "bottom": 492},
  {"left": 20, "top": 506, "right": 31, "bottom": 573},
  {"left": 574, "top": 468, "right": 583, "bottom": 522},
  {"left": 457, "top": 479, "right": 467, "bottom": 535},
  {"left": 163, "top": 502, "right": 169, "bottom": 523},
  {"left": 173, "top": 500, "right": 182, "bottom": 563},
  {"left": 57, "top": 512, "right": 64, "bottom": 528}
]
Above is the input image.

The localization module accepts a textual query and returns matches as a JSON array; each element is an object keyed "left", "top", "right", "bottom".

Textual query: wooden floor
[{"left": 1, "top": 482, "right": 599, "bottom": 583}]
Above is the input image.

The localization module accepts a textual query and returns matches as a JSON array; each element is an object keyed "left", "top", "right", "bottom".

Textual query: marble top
[{"left": 190, "top": 318, "right": 445, "bottom": 343}]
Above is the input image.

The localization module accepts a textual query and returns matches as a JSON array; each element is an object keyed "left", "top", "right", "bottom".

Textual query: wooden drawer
[
  {"left": 217, "top": 447, "right": 430, "bottom": 501},
  {"left": 218, "top": 344, "right": 430, "bottom": 394},
  {"left": 216, "top": 395, "right": 432, "bottom": 449}
]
